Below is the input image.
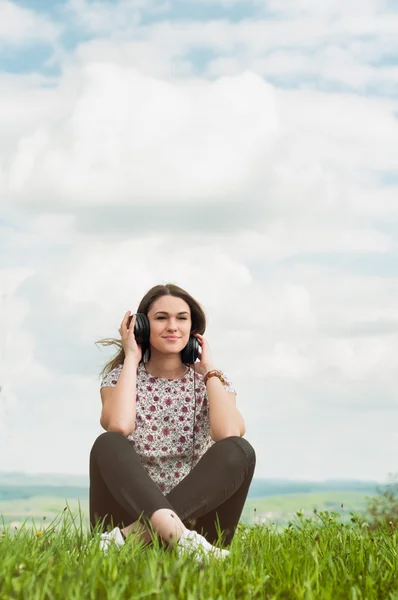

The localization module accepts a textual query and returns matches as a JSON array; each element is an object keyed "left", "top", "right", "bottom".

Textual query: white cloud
[
  {"left": 231, "top": 224, "right": 396, "bottom": 262},
  {"left": 265, "top": 0, "right": 391, "bottom": 17},
  {"left": 67, "top": 0, "right": 170, "bottom": 33},
  {"left": 0, "top": 0, "right": 60, "bottom": 45},
  {"left": 2, "top": 61, "right": 398, "bottom": 224},
  {"left": 6, "top": 66, "right": 277, "bottom": 204},
  {"left": 240, "top": 50, "right": 398, "bottom": 96},
  {"left": 201, "top": 18, "right": 398, "bottom": 93},
  {"left": 57, "top": 8, "right": 398, "bottom": 97}
]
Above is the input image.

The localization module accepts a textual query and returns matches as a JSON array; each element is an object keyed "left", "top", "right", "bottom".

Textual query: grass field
[{"left": 0, "top": 505, "right": 397, "bottom": 599}]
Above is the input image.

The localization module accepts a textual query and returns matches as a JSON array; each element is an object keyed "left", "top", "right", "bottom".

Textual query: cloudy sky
[{"left": 1, "top": 0, "right": 397, "bottom": 484}]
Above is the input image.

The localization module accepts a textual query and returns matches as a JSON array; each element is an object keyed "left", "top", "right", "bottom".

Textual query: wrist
[{"left": 124, "top": 352, "right": 140, "bottom": 368}]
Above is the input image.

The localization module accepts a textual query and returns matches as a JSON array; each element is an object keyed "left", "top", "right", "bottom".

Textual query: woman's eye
[{"left": 157, "top": 317, "right": 187, "bottom": 320}]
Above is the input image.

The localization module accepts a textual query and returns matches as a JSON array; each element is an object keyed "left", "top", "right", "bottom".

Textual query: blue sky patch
[{"left": 0, "top": 43, "right": 56, "bottom": 75}]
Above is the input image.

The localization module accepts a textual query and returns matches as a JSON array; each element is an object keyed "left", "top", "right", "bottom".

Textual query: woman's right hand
[{"left": 119, "top": 312, "right": 142, "bottom": 364}]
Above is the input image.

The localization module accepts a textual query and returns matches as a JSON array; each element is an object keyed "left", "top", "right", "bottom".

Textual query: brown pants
[{"left": 89, "top": 431, "right": 256, "bottom": 547}]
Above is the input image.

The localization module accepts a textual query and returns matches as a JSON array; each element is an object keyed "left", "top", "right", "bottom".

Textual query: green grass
[{"left": 0, "top": 505, "right": 397, "bottom": 599}]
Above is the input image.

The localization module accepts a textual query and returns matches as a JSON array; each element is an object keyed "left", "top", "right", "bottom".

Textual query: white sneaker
[
  {"left": 99, "top": 527, "right": 125, "bottom": 555},
  {"left": 177, "top": 529, "right": 230, "bottom": 562}
]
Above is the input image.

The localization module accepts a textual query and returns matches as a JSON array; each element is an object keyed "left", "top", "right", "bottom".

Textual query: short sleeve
[
  {"left": 222, "top": 372, "right": 237, "bottom": 395},
  {"left": 100, "top": 364, "right": 123, "bottom": 389}
]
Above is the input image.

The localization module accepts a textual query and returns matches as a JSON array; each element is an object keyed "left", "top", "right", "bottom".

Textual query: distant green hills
[
  {"left": 0, "top": 472, "right": 89, "bottom": 488},
  {"left": 0, "top": 471, "right": 383, "bottom": 501}
]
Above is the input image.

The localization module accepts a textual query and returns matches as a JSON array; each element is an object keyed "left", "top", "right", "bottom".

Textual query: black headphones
[{"left": 128, "top": 312, "right": 200, "bottom": 472}]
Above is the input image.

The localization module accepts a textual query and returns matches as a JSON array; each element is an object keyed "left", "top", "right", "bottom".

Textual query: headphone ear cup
[
  {"left": 133, "top": 313, "right": 150, "bottom": 347},
  {"left": 182, "top": 335, "right": 200, "bottom": 364}
]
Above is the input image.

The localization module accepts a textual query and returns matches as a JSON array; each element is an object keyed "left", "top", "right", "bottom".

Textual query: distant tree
[{"left": 364, "top": 472, "right": 398, "bottom": 531}]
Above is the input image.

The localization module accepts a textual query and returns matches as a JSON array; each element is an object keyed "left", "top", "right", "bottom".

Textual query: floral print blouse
[{"left": 100, "top": 361, "right": 237, "bottom": 494}]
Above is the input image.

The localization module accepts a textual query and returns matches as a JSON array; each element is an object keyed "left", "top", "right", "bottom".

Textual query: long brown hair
[{"left": 95, "top": 283, "right": 207, "bottom": 381}]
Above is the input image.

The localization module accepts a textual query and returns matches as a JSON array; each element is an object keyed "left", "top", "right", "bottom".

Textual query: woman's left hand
[{"left": 193, "top": 333, "right": 216, "bottom": 376}]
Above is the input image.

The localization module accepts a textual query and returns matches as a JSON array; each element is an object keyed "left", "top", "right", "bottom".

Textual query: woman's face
[{"left": 147, "top": 295, "right": 192, "bottom": 355}]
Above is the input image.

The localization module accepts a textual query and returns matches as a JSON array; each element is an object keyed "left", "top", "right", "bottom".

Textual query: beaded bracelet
[{"left": 204, "top": 369, "right": 226, "bottom": 386}]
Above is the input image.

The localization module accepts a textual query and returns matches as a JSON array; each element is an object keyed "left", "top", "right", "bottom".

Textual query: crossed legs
[{"left": 89, "top": 431, "right": 256, "bottom": 548}]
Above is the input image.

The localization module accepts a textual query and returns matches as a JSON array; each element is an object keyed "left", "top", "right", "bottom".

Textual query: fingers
[
  {"left": 127, "top": 313, "right": 136, "bottom": 331},
  {"left": 120, "top": 311, "right": 135, "bottom": 333}
]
